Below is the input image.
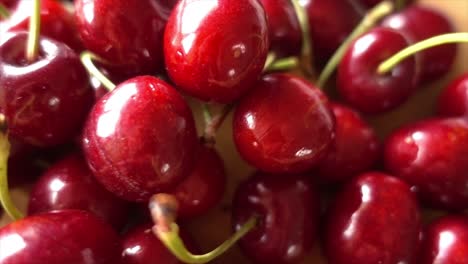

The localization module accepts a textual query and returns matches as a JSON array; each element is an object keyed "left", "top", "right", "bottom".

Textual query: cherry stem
[
  {"left": 290, "top": 0, "right": 315, "bottom": 78},
  {"left": 316, "top": 0, "right": 394, "bottom": 88},
  {"left": 26, "top": 0, "right": 41, "bottom": 62},
  {"left": 0, "top": 131, "right": 23, "bottom": 220},
  {"left": 377, "top": 32, "right": 468, "bottom": 75},
  {"left": 202, "top": 104, "right": 233, "bottom": 145},
  {"left": 0, "top": 3, "right": 10, "bottom": 18},
  {"left": 267, "top": 56, "right": 299, "bottom": 72},
  {"left": 149, "top": 194, "right": 256, "bottom": 264},
  {"left": 80, "top": 51, "right": 116, "bottom": 91}
]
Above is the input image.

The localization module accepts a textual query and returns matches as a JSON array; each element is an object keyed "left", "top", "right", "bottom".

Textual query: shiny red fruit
[
  {"left": 316, "top": 102, "right": 380, "bottom": 184},
  {"left": 437, "top": 73, "right": 468, "bottom": 117},
  {"left": 325, "top": 172, "right": 421, "bottom": 264},
  {"left": 0, "top": 210, "right": 121, "bottom": 263},
  {"left": 0, "top": 32, "right": 94, "bottom": 147},
  {"left": 28, "top": 153, "right": 131, "bottom": 230},
  {"left": 338, "top": 27, "right": 419, "bottom": 113},
  {"left": 233, "top": 73, "right": 335, "bottom": 173},
  {"left": 385, "top": 118, "right": 468, "bottom": 211},
  {"left": 233, "top": 173, "right": 320, "bottom": 264},
  {"left": 420, "top": 215, "right": 468, "bottom": 264},
  {"left": 82, "top": 76, "right": 198, "bottom": 202},
  {"left": 164, "top": 0, "right": 269, "bottom": 103}
]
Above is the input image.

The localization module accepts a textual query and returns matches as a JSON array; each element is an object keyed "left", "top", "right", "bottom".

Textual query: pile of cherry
[{"left": 0, "top": 0, "right": 467, "bottom": 263}]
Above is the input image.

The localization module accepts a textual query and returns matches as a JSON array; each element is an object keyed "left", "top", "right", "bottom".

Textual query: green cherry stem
[
  {"left": 291, "top": 0, "right": 315, "bottom": 78},
  {"left": 202, "top": 104, "right": 233, "bottom": 145},
  {"left": 80, "top": 51, "right": 116, "bottom": 91},
  {"left": 0, "top": 129, "right": 23, "bottom": 220},
  {"left": 149, "top": 194, "right": 256, "bottom": 264},
  {"left": 26, "top": 0, "right": 41, "bottom": 62},
  {"left": 377, "top": 32, "right": 468, "bottom": 74},
  {"left": 0, "top": 3, "right": 10, "bottom": 18},
  {"left": 316, "top": 0, "right": 394, "bottom": 88}
]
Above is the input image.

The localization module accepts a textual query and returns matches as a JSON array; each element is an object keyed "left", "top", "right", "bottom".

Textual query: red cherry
[
  {"left": 233, "top": 73, "right": 335, "bottom": 174},
  {"left": 325, "top": 172, "right": 421, "bottom": 264},
  {"left": 0, "top": 0, "right": 83, "bottom": 52},
  {"left": 381, "top": 5, "right": 456, "bottom": 83},
  {"left": 82, "top": 76, "right": 198, "bottom": 202},
  {"left": 232, "top": 173, "right": 320, "bottom": 264},
  {"left": 437, "top": 73, "right": 468, "bottom": 117},
  {"left": 172, "top": 145, "right": 226, "bottom": 219},
  {"left": 0, "top": 32, "right": 94, "bottom": 147},
  {"left": 74, "top": 0, "right": 170, "bottom": 76},
  {"left": 28, "top": 153, "right": 131, "bottom": 230},
  {"left": 164, "top": 0, "right": 269, "bottom": 103},
  {"left": 420, "top": 215, "right": 468, "bottom": 264},
  {"left": 384, "top": 118, "right": 468, "bottom": 211},
  {"left": 338, "top": 27, "right": 419, "bottom": 113},
  {"left": 316, "top": 102, "right": 380, "bottom": 184},
  {"left": 0, "top": 210, "right": 121, "bottom": 263}
]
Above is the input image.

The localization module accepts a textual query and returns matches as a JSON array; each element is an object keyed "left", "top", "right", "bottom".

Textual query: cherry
[
  {"left": 437, "top": 73, "right": 468, "bottom": 117},
  {"left": 300, "top": 0, "right": 362, "bottom": 65},
  {"left": 0, "top": 32, "right": 94, "bottom": 147},
  {"left": 381, "top": 5, "right": 456, "bottom": 83},
  {"left": 259, "top": 0, "right": 301, "bottom": 57},
  {"left": 420, "top": 215, "right": 468, "bottom": 264},
  {"left": 337, "top": 27, "right": 419, "bottom": 113},
  {"left": 0, "top": 210, "right": 121, "bottom": 263},
  {"left": 384, "top": 117, "right": 468, "bottom": 211},
  {"left": 27, "top": 153, "right": 131, "bottom": 230},
  {"left": 74, "top": 0, "right": 170, "bottom": 76},
  {"left": 171, "top": 145, "right": 226, "bottom": 219},
  {"left": 0, "top": 0, "right": 83, "bottom": 52},
  {"left": 325, "top": 171, "right": 421, "bottom": 264},
  {"left": 233, "top": 73, "right": 335, "bottom": 174},
  {"left": 316, "top": 102, "right": 380, "bottom": 184},
  {"left": 232, "top": 173, "right": 320, "bottom": 264},
  {"left": 0, "top": 0, "right": 17, "bottom": 9},
  {"left": 82, "top": 76, "right": 198, "bottom": 202},
  {"left": 164, "top": 0, "right": 269, "bottom": 103}
]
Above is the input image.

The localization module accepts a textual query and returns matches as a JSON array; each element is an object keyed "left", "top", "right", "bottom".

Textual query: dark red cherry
[
  {"left": 0, "top": 0, "right": 18, "bottom": 9},
  {"left": 437, "top": 73, "right": 468, "bottom": 117},
  {"left": 325, "top": 172, "right": 421, "bottom": 264},
  {"left": 232, "top": 173, "right": 320, "bottom": 264},
  {"left": 316, "top": 102, "right": 380, "bottom": 184},
  {"left": 420, "top": 215, "right": 468, "bottom": 264},
  {"left": 82, "top": 76, "right": 197, "bottom": 202},
  {"left": 0, "top": 210, "right": 121, "bottom": 263},
  {"left": 0, "top": 32, "right": 94, "bottom": 147},
  {"left": 301, "top": 0, "right": 362, "bottom": 65},
  {"left": 171, "top": 145, "right": 226, "bottom": 219},
  {"left": 259, "top": 0, "right": 301, "bottom": 57},
  {"left": 385, "top": 118, "right": 468, "bottom": 211},
  {"left": 338, "top": 27, "right": 419, "bottom": 113},
  {"left": 0, "top": 0, "right": 83, "bottom": 52},
  {"left": 164, "top": 0, "right": 269, "bottom": 103},
  {"left": 381, "top": 5, "right": 456, "bottom": 83},
  {"left": 28, "top": 153, "right": 131, "bottom": 230},
  {"left": 233, "top": 73, "right": 335, "bottom": 174},
  {"left": 75, "top": 0, "right": 170, "bottom": 76}
]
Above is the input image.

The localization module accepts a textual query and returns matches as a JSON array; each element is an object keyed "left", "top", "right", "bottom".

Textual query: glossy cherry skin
[
  {"left": 164, "top": 0, "right": 269, "bottom": 103},
  {"left": 232, "top": 173, "right": 320, "bottom": 264},
  {"left": 82, "top": 76, "right": 198, "bottom": 202},
  {"left": 325, "top": 172, "right": 421, "bottom": 264},
  {"left": 316, "top": 102, "right": 380, "bottom": 184},
  {"left": 28, "top": 153, "right": 131, "bottom": 230},
  {"left": 437, "top": 73, "right": 468, "bottom": 117},
  {"left": 338, "top": 27, "right": 419, "bottom": 113},
  {"left": 0, "top": 32, "right": 94, "bottom": 147},
  {"left": 301, "top": 0, "right": 362, "bottom": 65},
  {"left": 233, "top": 73, "right": 335, "bottom": 174},
  {"left": 171, "top": 145, "right": 226, "bottom": 219},
  {"left": 420, "top": 215, "right": 468, "bottom": 264},
  {"left": 0, "top": 0, "right": 83, "bottom": 52},
  {"left": 259, "top": 0, "right": 301, "bottom": 57},
  {"left": 385, "top": 118, "right": 468, "bottom": 211},
  {"left": 381, "top": 5, "right": 456, "bottom": 83},
  {"left": 75, "top": 0, "right": 170, "bottom": 76},
  {"left": 0, "top": 210, "right": 121, "bottom": 263}
]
